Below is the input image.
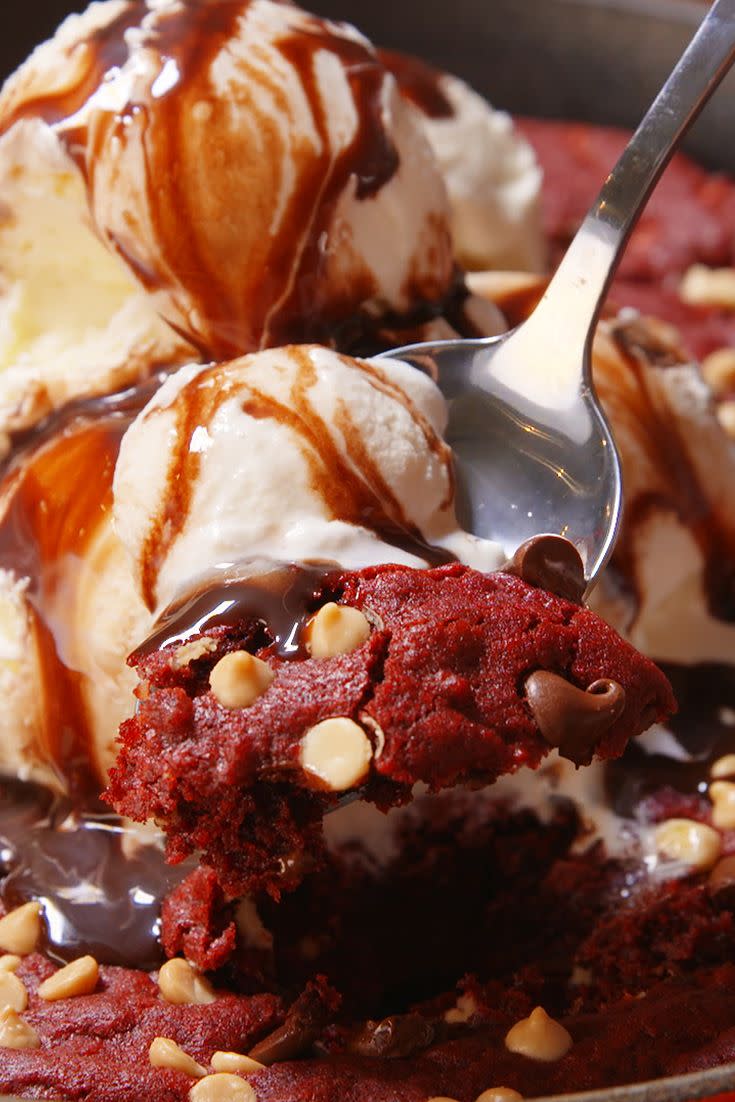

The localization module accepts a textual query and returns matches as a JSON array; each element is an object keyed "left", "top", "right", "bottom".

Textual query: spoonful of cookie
[{"left": 379, "top": 0, "right": 735, "bottom": 593}]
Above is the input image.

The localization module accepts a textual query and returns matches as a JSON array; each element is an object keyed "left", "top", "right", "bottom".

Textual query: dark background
[
  {"left": 1, "top": 0, "right": 86, "bottom": 78},
  {"left": 1, "top": 0, "right": 732, "bottom": 170}
]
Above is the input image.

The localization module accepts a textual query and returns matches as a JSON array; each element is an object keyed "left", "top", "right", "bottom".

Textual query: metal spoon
[{"left": 379, "top": 0, "right": 735, "bottom": 592}]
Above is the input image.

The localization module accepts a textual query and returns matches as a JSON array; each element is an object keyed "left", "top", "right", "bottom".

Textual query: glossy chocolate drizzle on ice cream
[
  {"left": 0, "top": 381, "right": 157, "bottom": 795},
  {"left": 600, "top": 318, "right": 735, "bottom": 624},
  {"left": 378, "top": 49, "right": 455, "bottom": 120},
  {"left": 0, "top": 0, "right": 452, "bottom": 360},
  {"left": 132, "top": 348, "right": 456, "bottom": 612}
]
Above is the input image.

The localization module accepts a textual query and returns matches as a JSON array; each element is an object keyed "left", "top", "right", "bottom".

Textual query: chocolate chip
[
  {"left": 708, "top": 855, "right": 735, "bottom": 910},
  {"left": 502, "top": 536, "right": 586, "bottom": 604},
  {"left": 249, "top": 985, "right": 332, "bottom": 1065},
  {"left": 350, "top": 1013, "right": 435, "bottom": 1059},
  {"left": 525, "top": 671, "right": 626, "bottom": 765}
]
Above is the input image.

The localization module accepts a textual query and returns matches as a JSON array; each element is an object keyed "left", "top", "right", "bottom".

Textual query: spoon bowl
[
  {"left": 383, "top": 333, "right": 621, "bottom": 589},
  {"left": 378, "top": 0, "right": 735, "bottom": 590}
]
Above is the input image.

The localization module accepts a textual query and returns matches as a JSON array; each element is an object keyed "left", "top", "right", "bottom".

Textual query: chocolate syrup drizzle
[
  {"left": 136, "top": 348, "right": 454, "bottom": 610},
  {"left": 378, "top": 48, "right": 455, "bottom": 120},
  {"left": 0, "top": 1, "right": 147, "bottom": 136},
  {"left": 0, "top": 380, "right": 158, "bottom": 795}
]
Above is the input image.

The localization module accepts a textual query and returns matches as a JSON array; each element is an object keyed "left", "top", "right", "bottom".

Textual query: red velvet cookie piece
[
  {"left": 161, "top": 866, "right": 238, "bottom": 974},
  {"left": 105, "top": 565, "right": 674, "bottom": 898},
  {"left": 0, "top": 956, "right": 282, "bottom": 1102}
]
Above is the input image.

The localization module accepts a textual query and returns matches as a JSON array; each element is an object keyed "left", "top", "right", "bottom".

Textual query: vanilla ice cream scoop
[
  {"left": 0, "top": 345, "right": 503, "bottom": 790},
  {"left": 381, "top": 49, "right": 545, "bottom": 274},
  {"left": 590, "top": 314, "right": 735, "bottom": 665},
  {"left": 0, "top": 0, "right": 453, "bottom": 365},
  {"left": 114, "top": 345, "right": 505, "bottom": 613},
  {"left": 0, "top": 115, "right": 196, "bottom": 435}
]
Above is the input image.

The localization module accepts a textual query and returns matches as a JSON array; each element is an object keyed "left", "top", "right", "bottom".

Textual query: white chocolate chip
[
  {"left": 158, "top": 958, "right": 216, "bottom": 1006},
  {"left": 680, "top": 265, "right": 735, "bottom": 309},
  {"left": 0, "top": 902, "right": 42, "bottom": 956},
  {"left": 209, "top": 652, "right": 274, "bottom": 710},
  {"left": 173, "top": 637, "right": 218, "bottom": 669},
  {"left": 37, "top": 955, "right": 99, "bottom": 1001},
  {"left": 476, "top": 1091, "right": 524, "bottom": 1102},
  {"left": 710, "top": 782, "right": 735, "bottom": 830},
  {"left": 211, "top": 1051, "right": 265, "bottom": 1075},
  {"left": 149, "top": 1037, "right": 207, "bottom": 1078},
  {"left": 299, "top": 717, "right": 373, "bottom": 791},
  {"left": 0, "top": 971, "right": 28, "bottom": 1012},
  {"left": 0, "top": 1007, "right": 40, "bottom": 1050},
  {"left": 444, "top": 992, "right": 478, "bottom": 1024},
  {"left": 305, "top": 603, "right": 371, "bottom": 659},
  {"left": 718, "top": 400, "right": 735, "bottom": 439},
  {"left": 702, "top": 348, "right": 735, "bottom": 395},
  {"left": 504, "top": 1006, "right": 572, "bottom": 1061},
  {"left": 654, "top": 818, "right": 722, "bottom": 871},
  {"left": 189, "top": 1073, "right": 257, "bottom": 1101},
  {"left": 711, "top": 754, "right": 735, "bottom": 780},
  {"left": 0, "top": 956, "right": 21, "bottom": 973}
]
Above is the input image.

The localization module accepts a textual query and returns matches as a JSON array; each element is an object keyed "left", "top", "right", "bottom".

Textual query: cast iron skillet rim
[
  {"left": 554, "top": 0, "right": 706, "bottom": 21},
  {"left": 3, "top": 0, "right": 735, "bottom": 1100}
]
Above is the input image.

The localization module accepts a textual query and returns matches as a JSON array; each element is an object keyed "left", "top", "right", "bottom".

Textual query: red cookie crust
[{"left": 5, "top": 793, "right": 735, "bottom": 1102}]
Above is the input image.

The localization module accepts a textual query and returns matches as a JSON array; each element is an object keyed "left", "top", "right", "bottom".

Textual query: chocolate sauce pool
[
  {"left": 607, "top": 662, "right": 735, "bottom": 815},
  {"left": 0, "top": 779, "right": 192, "bottom": 968}
]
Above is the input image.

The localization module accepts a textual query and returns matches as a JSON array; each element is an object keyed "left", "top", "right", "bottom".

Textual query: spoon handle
[{"left": 530, "top": 0, "right": 735, "bottom": 383}]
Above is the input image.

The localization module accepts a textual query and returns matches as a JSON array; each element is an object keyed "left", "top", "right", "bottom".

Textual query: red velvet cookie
[{"left": 105, "top": 561, "right": 675, "bottom": 898}]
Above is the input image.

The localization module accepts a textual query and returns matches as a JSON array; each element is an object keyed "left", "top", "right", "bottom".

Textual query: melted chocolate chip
[
  {"left": 503, "top": 535, "right": 586, "bottom": 604},
  {"left": 525, "top": 672, "right": 626, "bottom": 765},
  {"left": 350, "top": 1012, "right": 435, "bottom": 1059},
  {"left": 135, "top": 563, "right": 336, "bottom": 662},
  {"left": 249, "top": 984, "right": 333, "bottom": 1065}
]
